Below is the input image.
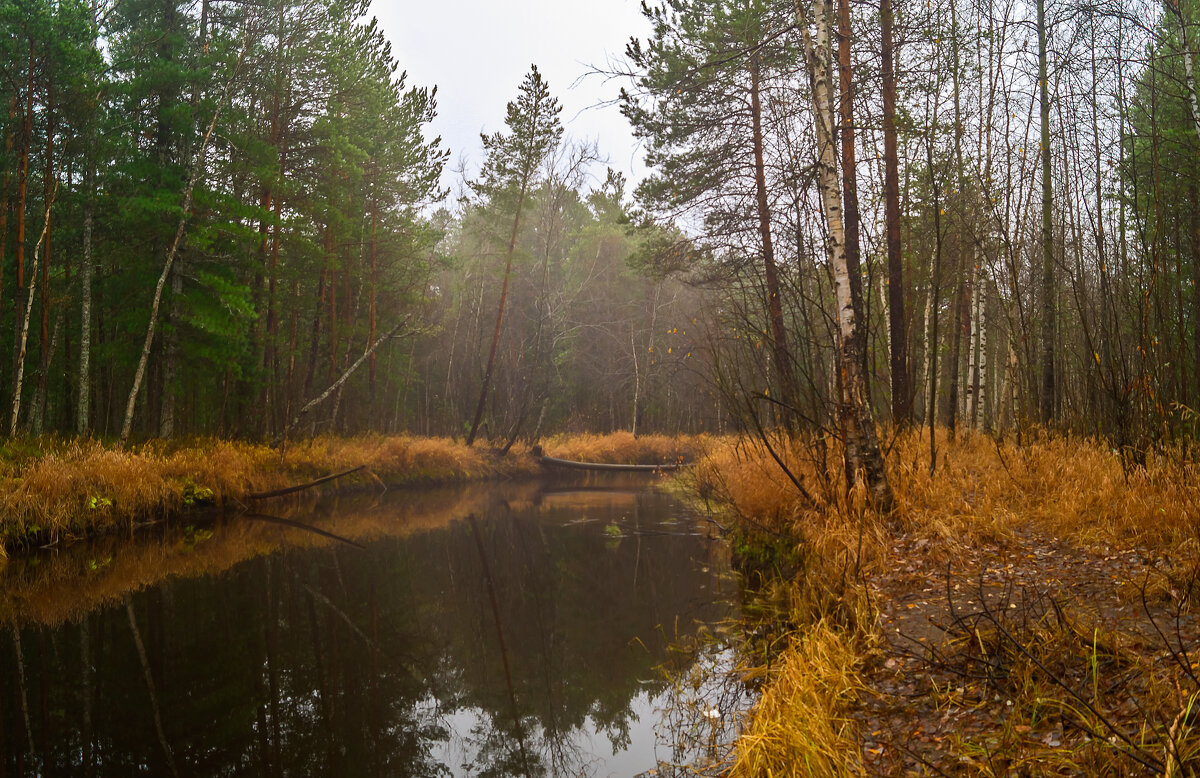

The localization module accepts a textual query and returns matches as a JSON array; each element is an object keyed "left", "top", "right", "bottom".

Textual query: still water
[{"left": 0, "top": 478, "right": 743, "bottom": 776}]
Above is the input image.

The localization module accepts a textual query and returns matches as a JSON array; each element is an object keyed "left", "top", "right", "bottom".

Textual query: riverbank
[
  {"left": 690, "top": 430, "right": 1200, "bottom": 775},
  {"left": 0, "top": 431, "right": 711, "bottom": 556}
]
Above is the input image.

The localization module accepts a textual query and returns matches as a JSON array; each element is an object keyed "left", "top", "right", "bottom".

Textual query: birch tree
[{"left": 795, "top": 0, "right": 894, "bottom": 512}]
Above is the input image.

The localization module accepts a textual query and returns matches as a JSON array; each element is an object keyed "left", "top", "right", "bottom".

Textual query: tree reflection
[{"left": 0, "top": 486, "right": 735, "bottom": 776}]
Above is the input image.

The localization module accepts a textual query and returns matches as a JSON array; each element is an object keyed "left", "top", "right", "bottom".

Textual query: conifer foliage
[{"left": 0, "top": 0, "right": 447, "bottom": 440}]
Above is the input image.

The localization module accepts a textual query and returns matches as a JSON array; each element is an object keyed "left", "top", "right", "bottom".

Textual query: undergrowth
[{"left": 687, "top": 427, "right": 1200, "bottom": 776}]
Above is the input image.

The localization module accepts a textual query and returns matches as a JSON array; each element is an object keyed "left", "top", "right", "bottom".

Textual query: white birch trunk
[
  {"left": 796, "top": 0, "right": 893, "bottom": 511},
  {"left": 1170, "top": 0, "right": 1200, "bottom": 146},
  {"left": 965, "top": 254, "right": 979, "bottom": 429},
  {"left": 9, "top": 190, "right": 54, "bottom": 436},
  {"left": 880, "top": 274, "right": 892, "bottom": 387},
  {"left": 921, "top": 291, "right": 933, "bottom": 422},
  {"left": 976, "top": 273, "right": 988, "bottom": 430}
]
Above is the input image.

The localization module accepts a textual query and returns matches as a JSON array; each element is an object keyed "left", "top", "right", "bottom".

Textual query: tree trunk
[
  {"left": 159, "top": 270, "right": 182, "bottom": 438},
  {"left": 277, "top": 320, "right": 405, "bottom": 445},
  {"left": 30, "top": 311, "right": 61, "bottom": 437},
  {"left": 0, "top": 95, "right": 14, "bottom": 322},
  {"left": 965, "top": 254, "right": 980, "bottom": 429},
  {"left": 946, "top": 263, "right": 968, "bottom": 431},
  {"left": 368, "top": 188, "right": 378, "bottom": 415},
  {"left": 880, "top": 0, "right": 909, "bottom": 424},
  {"left": 920, "top": 290, "right": 932, "bottom": 421},
  {"left": 465, "top": 177, "right": 532, "bottom": 446},
  {"left": 35, "top": 76, "right": 53, "bottom": 436},
  {"left": 750, "top": 51, "right": 796, "bottom": 426},
  {"left": 1037, "top": 0, "right": 1056, "bottom": 425},
  {"left": 976, "top": 270, "right": 988, "bottom": 430},
  {"left": 13, "top": 39, "right": 33, "bottom": 383},
  {"left": 836, "top": 0, "right": 868, "bottom": 385},
  {"left": 796, "top": 0, "right": 894, "bottom": 512},
  {"left": 120, "top": 43, "right": 245, "bottom": 447},
  {"left": 10, "top": 196, "right": 53, "bottom": 435},
  {"left": 78, "top": 119, "right": 96, "bottom": 435}
]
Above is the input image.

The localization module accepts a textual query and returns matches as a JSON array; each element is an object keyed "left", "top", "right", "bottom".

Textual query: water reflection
[{"left": 0, "top": 481, "right": 738, "bottom": 776}]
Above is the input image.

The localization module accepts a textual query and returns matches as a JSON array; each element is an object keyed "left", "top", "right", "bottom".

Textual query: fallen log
[
  {"left": 537, "top": 455, "right": 687, "bottom": 473},
  {"left": 244, "top": 466, "right": 365, "bottom": 500}
]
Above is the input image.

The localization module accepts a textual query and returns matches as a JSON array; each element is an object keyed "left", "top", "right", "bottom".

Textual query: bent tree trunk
[
  {"left": 796, "top": 0, "right": 895, "bottom": 513},
  {"left": 120, "top": 39, "right": 246, "bottom": 447},
  {"left": 276, "top": 320, "right": 406, "bottom": 445}
]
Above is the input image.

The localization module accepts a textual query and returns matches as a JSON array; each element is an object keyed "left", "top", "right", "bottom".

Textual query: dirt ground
[{"left": 857, "top": 527, "right": 1199, "bottom": 775}]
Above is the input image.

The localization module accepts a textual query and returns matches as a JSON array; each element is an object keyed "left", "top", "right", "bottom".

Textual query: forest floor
[
  {"left": 860, "top": 524, "right": 1193, "bottom": 775},
  {"left": 690, "top": 430, "right": 1200, "bottom": 776}
]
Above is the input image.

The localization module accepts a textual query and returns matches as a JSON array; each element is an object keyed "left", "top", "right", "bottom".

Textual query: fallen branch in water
[{"left": 244, "top": 466, "right": 364, "bottom": 500}]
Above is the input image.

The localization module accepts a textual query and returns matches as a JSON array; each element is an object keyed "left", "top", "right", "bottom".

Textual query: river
[{"left": 0, "top": 476, "right": 746, "bottom": 776}]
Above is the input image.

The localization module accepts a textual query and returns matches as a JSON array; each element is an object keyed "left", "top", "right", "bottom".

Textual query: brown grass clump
[
  {"left": 542, "top": 430, "right": 712, "bottom": 465},
  {"left": 0, "top": 431, "right": 721, "bottom": 555},
  {"left": 729, "top": 621, "right": 865, "bottom": 777},
  {"left": 0, "top": 434, "right": 547, "bottom": 554},
  {"left": 274, "top": 435, "right": 534, "bottom": 485},
  {"left": 692, "top": 428, "right": 1200, "bottom": 561},
  {"left": 2, "top": 440, "right": 177, "bottom": 539},
  {"left": 689, "top": 434, "right": 891, "bottom": 579},
  {"left": 886, "top": 429, "right": 1200, "bottom": 552}
]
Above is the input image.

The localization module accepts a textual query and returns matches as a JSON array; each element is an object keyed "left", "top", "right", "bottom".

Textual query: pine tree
[{"left": 464, "top": 64, "right": 561, "bottom": 446}]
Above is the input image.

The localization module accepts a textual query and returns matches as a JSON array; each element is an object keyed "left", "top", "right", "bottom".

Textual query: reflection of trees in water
[
  {"left": 0, "top": 490, "right": 734, "bottom": 776},
  {"left": 652, "top": 645, "right": 754, "bottom": 776}
]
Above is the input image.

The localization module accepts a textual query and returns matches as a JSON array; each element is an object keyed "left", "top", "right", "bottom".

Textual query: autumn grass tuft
[
  {"left": 0, "top": 434, "right": 545, "bottom": 553},
  {"left": 728, "top": 621, "right": 865, "bottom": 778},
  {"left": 886, "top": 428, "right": 1200, "bottom": 552},
  {"left": 692, "top": 428, "right": 1200, "bottom": 563},
  {"left": 541, "top": 430, "right": 712, "bottom": 466}
]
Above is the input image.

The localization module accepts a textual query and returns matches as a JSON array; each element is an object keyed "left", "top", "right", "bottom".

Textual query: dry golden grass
[
  {"left": 0, "top": 432, "right": 714, "bottom": 556},
  {"left": 692, "top": 428, "right": 1200, "bottom": 776},
  {"left": 542, "top": 430, "right": 713, "bottom": 465},
  {"left": 887, "top": 429, "right": 1200, "bottom": 553},
  {"left": 729, "top": 621, "right": 865, "bottom": 778},
  {"left": 0, "top": 435, "right": 546, "bottom": 554},
  {"left": 692, "top": 428, "right": 1200, "bottom": 560},
  {"left": 689, "top": 434, "right": 891, "bottom": 581}
]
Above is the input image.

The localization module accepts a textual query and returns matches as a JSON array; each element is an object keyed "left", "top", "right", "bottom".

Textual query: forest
[
  {"left": 0, "top": 0, "right": 1197, "bottom": 456},
  {"left": 3, "top": 0, "right": 1200, "bottom": 774}
]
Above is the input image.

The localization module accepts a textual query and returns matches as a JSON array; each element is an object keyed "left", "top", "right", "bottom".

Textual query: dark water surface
[{"left": 0, "top": 478, "right": 741, "bottom": 776}]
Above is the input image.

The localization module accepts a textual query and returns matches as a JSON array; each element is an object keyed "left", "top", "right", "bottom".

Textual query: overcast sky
[{"left": 374, "top": 0, "right": 652, "bottom": 203}]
